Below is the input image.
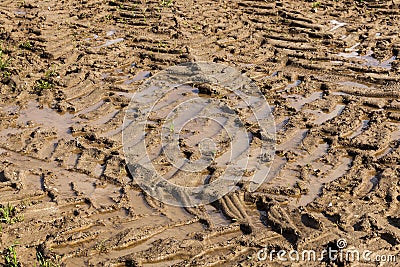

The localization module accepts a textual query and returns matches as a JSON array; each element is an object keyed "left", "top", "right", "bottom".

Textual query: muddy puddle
[
  {"left": 17, "top": 101, "right": 78, "bottom": 139},
  {"left": 337, "top": 50, "right": 396, "bottom": 69},
  {"left": 1, "top": 0, "right": 400, "bottom": 266}
]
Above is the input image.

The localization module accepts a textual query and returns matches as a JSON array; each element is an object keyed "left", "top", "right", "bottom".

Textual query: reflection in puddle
[
  {"left": 14, "top": 10, "right": 26, "bottom": 15},
  {"left": 285, "top": 80, "right": 302, "bottom": 90},
  {"left": 275, "top": 117, "right": 288, "bottom": 131},
  {"left": 313, "top": 104, "right": 345, "bottom": 125},
  {"left": 338, "top": 50, "right": 396, "bottom": 69},
  {"left": 96, "top": 38, "right": 124, "bottom": 48},
  {"left": 369, "top": 175, "right": 379, "bottom": 192},
  {"left": 106, "top": 30, "right": 116, "bottom": 37},
  {"left": 84, "top": 34, "right": 99, "bottom": 41},
  {"left": 287, "top": 91, "right": 323, "bottom": 111},
  {"left": 295, "top": 156, "right": 353, "bottom": 206},
  {"left": 205, "top": 205, "right": 230, "bottom": 226},
  {"left": 93, "top": 164, "right": 105, "bottom": 177},
  {"left": 124, "top": 71, "right": 151, "bottom": 85},
  {"left": 329, "top": 20, "right": 346, "bottom": 32},
  {"left": 344, "top": 42, "right": 360, "bottom": 52},
  {"left": 1, "top": 105, "right": 19, "bottom": 113},
  {"left": 17, "top": 102, "right": 77, "bottom": 138}
]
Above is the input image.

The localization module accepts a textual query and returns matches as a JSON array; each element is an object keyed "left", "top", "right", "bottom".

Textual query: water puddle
[
  {"left": 93, "top": 164, "right": 105, "bottom": 177},
  {"left": 368, "top": 175, "right": 379, "bottom": 193},
  {"left": 124, "top": 71, "right": 151, "bottom": 85},
  {"left": 287, "top": 91, "right": 323, "bottom": 111},
  {"left": 205, "top": 205, "right": 231, "bottom": 226},
  {"left": 84, "top": 34, "right": 99, "bottom": 41},
  {"left": 330, "top": 91, "right": 350, "bottom": 96},
  {"left": 1, "top": 105, "right": 19, "bottom": 113},
  {"left": 263, "top": 156, "right": 287, "bottom": 185},
  {"left": 106, "top": 30, "right": 116, "bottom": 37},
  {"left": 118, "top": 92, "right": 135, "bottom": 99},
  {"left": 376, "top": 146, "right": 393, "bottom": 159},
  {"left": 96, "top": 38, "right": 124, "bottom": 48},
  {"left": 337, "top": 50, "right": 396, "bottom": 69},
  {"left": 344, "top": 42, "right": 360, "bottom": 52},
  {"left": 391, "top": 127, "right": 400, "bottom": 141},
  {"left": 270, "top": 71, "right": 279, "bottom": 77},
  {"left": 329, "top": 20, "right": 346, "bottom": 32},
  {"left": 275, "top": 117, "right": 289, "bottom": 131},
  {"left": 277, "top": 129, "right": 308, "bottom": 151},
  {"left": 84, "top": 29, "right": 124, "bottom": 48},
  {"left": 14, "top": 10, "right": 26, "bottom": 15},
  {"left": 294, "top": 156, "right": 352, "bottom": 206},
  {"left": 312, "top": 104, "right": 345, "bottom": 125},
  {"left": 284, "top": 80, "right": 302, "bottom": 90},
  {"left": 17, "top": 102, "right": 77, "bottom": 138}
]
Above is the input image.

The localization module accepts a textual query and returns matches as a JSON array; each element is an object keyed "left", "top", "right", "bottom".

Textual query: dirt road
[{"left": 0, "top": 0, "right": 399, "bottom": 266}]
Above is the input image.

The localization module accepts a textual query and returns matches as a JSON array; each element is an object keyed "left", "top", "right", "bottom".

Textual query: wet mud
[{"left": 0, "top": 0, "right": 400, "bottom": 266}]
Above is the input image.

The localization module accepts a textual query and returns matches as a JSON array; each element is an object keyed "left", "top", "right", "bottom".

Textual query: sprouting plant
[
  {"left": 2, "top": 71, "right": 11, "bottom": 78},
  {"left": 160, "top": 0, "right": 173, "bottom": 7},
  {"left": 141, "top": 7, "right": 148, "bottom": 22},
  {"left": 158, "top": 41, "right": 168, "bottom": 48},
  {"left": 19, "top": 41, "right": 33, "bottom": 50},
  {"left": 35, "top": 80, "right": 52, "bottom": 90},
  {"left": 0, "top": 204, "right": 13, "bottom": 224},
  {"left": 3, "top": 243, "right": 19, "bottom": 267},
  {"left": 119, "top": 165, "right": 127, "bottom": 175},
  {"left": 312, "top": 1, "right": 322, "bottom": 8},
  {"left": 169, "top": 121, "right": 175, "bottom": 133},
  {"left": 45, "top": 67, "right": 58, "bottom": 78},
  {"left": 192, "top": 25, "right": 201, "bottom": 31},
  {"left": 0, "top": 50, "right": 10, "bottom": 71},
  {"left": 0, "top": 204, "right": 23, "bottom": 225},
  {"left": 35, "top": 252, "right": 60, "bottom": 267}
]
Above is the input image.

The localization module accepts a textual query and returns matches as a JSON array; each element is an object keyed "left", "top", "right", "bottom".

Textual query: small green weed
[
  {"left": 0, "top": 50, "right": 10, "bottom": 71},
  {"left": 45, "top": 69, "right": 58, "bottom": 78},
  {"left": 19, "top": 41, "right": 33, "bottom": 50},
  {"left": 312, "top": 1, "right": 322, "bottom": 8},
  {"left": 3, "top": 243, "right": 19, "bottom": 267},
  {"left": 161, "top": 0, "right": 173, "bottom": 7},
  {"left": 0, "top": 204, "right": 23, "bottom": 225},
  {"left": 35, "top": 252, "right": 60, "bottom": 267},
  {"left": 35, "top": 79, "right": 52, "bottom": 90}
]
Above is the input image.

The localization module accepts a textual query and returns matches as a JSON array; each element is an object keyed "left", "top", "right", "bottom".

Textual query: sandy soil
[{"left": 0, "top": 0, "right": 400, "bottom": 266}]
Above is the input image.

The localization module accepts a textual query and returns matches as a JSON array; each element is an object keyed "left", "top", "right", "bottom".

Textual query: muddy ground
[{"left": 0, "top": 0, "right": 400, "bottom": 266}]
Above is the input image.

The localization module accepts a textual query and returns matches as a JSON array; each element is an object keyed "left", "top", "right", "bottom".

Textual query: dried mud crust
[{"left": 0, "top": 0, "right": 400, "bottom": 266}]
